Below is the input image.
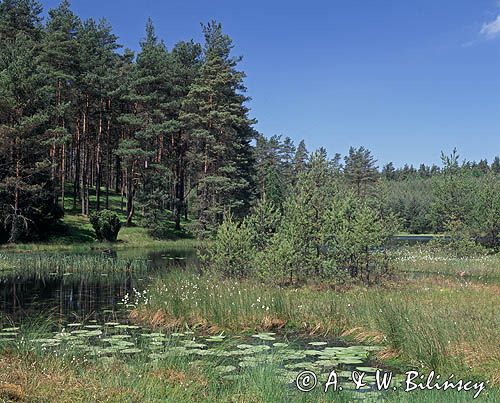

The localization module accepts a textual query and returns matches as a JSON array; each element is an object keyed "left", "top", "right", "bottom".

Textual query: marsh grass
[
  {"left": 1, "top": 245, "right": 499, "bottom": 401},
  {"left": 394, "top": 245, "right": 500, "bottom": 280},
  {"left": 1, "top": 341, "right": 498, "bottom": 402},
  {"left": 130, "top": 269, "right": 499, "bottom": 387}
]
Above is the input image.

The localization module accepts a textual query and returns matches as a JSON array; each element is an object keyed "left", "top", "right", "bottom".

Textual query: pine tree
[
  {"left": 116, "top": 19, "right": 171, "bottom": 226},
  {"left": 168, "top": 40, "right": 202, "bottom": 230},
  {"left": 181, "top": 21, "right": 255, "bottom": 234},
  {"left": 344, "top": 146, "right": 379, "bottom": 197},
  {"left": 0, "top": 0, "right": 42, "bottom": 43},
  {"left": 492, "top": 156, "right": 500, "bottom": 175},
  {"left": 382, "top": 162, "right": 396, "bottom": 180},
  {"left": 293, "top": 139, "right": 308, "bottom": 176},
  {"left": 39, "top": 0, "right": 80, "bottom": 210},
  {"left": 0, "top": 23, "right": 60, "bottom": 242},
  {"left": 75, "top": 17, "right": 120, "bottom": 215}
]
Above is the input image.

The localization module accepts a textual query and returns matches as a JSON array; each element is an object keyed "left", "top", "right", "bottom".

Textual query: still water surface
[{"left": 0, "top": 249, "right": 196, "bottom": 323}]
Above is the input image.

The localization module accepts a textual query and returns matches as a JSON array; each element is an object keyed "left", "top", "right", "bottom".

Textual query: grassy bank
[
  {"left": 130, "top": 272, "right": 499, "bottom": 386},
  {"left": 1, "top": 190, "right": 198, "bottom": 253},
  {"left": 0, "top": 212, "right": 196, "bottom": 252},
  {"left": 1, "top": 247, "right": 498, "bottom": 401},
  {"left": 0, "top": 324, "right": 498, "bottom": 402}
]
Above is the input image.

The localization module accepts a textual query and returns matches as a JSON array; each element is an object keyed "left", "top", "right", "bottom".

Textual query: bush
[
  {"left": 199, "top": 215, "right": 255, "bottom": 277},
  {"left": 89, "top": 210, "right": 121, "bottom": 242}
]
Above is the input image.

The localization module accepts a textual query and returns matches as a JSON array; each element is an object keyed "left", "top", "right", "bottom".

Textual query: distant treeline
[{"left": 0, "top": 1, "right": 499, "bottom": 246}]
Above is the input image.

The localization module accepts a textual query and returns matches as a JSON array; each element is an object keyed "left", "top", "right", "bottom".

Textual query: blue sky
[{"left": 40, "top": 0, "right": 500, "bottom": 167}]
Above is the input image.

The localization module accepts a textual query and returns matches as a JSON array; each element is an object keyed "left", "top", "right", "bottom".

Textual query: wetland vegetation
[
  {"left": 0, "top": 247, "right": 499, "bottom": 402},
  {"left": 1, "top": 1, "right": 499, "bottom": 402}
]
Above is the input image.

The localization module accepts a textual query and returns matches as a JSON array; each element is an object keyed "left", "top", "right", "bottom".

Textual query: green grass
[
  {"left": 1, "top": 187, "right": 198, "bottom": 253},
  {"left": 129, "top": 256, "right": 500, "bottom": 389},
  {"left": 393, "top": 245, "right": 500, "bottom": 280},
  {"left": 0, "top": 240, "right": 499, "bottom": 401},
  {"left": 1, "top": 328, "right": 497, "bottom": 402}
]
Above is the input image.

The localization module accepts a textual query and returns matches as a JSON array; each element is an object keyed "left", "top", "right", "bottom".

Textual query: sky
[{"left": 40, "top": 0, "right": 500, "bottom": 167}]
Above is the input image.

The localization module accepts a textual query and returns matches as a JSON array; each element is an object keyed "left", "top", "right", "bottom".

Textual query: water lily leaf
[
  {"left": 337, "top": 358, "right": 364, "bottom": 364},
  {"left": 272, "top": 343, "right": 289, "bottom": 348},
  {"left": 150, "top": 341, "right": 164, "bottom": 346},
  {"left": 81, "top": 330, "right": 102, "bottom": 337},
  {"left": 115, "top": 325, "right": 139, "bottom": 329},
  {"left": 315, "top": 360, "right": 339, "bottom": 367},
  {"left": 194, "top": 349, "right": 214, "bottom": 356},
  {"left": 303, "top": 350, "right": 322, "bottom": 356},
  {"left": 251, "top": 334, "right": 276, "bottom": 341},
  {"left": 206, "top": 335, "right": 225, "bottom": 342},
  {"left": 282, "top": 352, "right": 306, "bottom": 360},
  {"left": 71, "top": 330, "right": 90, "bottom": 335},
  {"left": 284, "top": 362, "right": 317, "bottom": 370},
  {"left": 247, "top": 345, "right": 271, "bottom": 353},
  {"left": 141, "top": 333, "right": 165, "bottom": 338},
  {"left": 355, "top": 366, "right": 379, "bottom": 373},
  {"left": 236, "top": 344, "right": 254, "bottom": 350},
  {"left": 120, "top": 348, "right": 142, "bottom": 354},
  {"left": 308, "top": 341, "right": 327, "bottom": 346}
]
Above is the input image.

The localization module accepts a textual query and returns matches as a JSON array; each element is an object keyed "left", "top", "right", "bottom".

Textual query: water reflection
[{"left": 0, "top": 249, "right": 196, "bottom": 322}]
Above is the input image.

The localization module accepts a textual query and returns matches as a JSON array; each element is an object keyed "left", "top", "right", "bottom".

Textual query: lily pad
[
  {"left": 355, "top": 366, "right": 379, "bottom": 373},
  {"left": 308, "top": 341, "right": 327, "bottom": 346},
  {"left": 120, "top": 348, "right": 142, "bottom": 354},
  {"left": 206, "top": 335, "right": 226, "bottom": 342},
  {"left": 236, "top": 344, "right": 254, "bottom": 350}
]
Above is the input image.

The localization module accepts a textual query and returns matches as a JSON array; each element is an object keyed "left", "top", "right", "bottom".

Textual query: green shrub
[
  {"left": 199, "top": 215, "right": 255, "bottom": 277},
  {"left": 89, "top": 210, "right": 121, "bottom": 242}
]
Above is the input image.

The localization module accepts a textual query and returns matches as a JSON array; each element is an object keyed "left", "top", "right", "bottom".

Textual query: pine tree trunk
[
  {"left": 125, "top": 164, "right": 135, "bottom": 226},
  {"left": 96, "top": 99, "right": 103, "bottom": 211},
  {"left": 61, "top": 143, "right": 65, "bottom": 211},
  {"left": 73, "top": 118, "right": 81, "bottom": 211}
]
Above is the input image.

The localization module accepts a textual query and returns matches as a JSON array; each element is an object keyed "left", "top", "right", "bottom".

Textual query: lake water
[
  {"left": 0, "top": 248, "right": 401, "bottom": 395},
  {"left": 0, "top": 248, "right": 196, "bottom": 323}
]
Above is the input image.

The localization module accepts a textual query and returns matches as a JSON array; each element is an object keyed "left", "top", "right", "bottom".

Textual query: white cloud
[{"left": 480, "top": 14, "right": 500, "bottom": 38}]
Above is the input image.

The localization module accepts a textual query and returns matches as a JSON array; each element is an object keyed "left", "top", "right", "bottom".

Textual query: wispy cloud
[{"left": 480, "top": 14, "right": 500, "bottom": 38}]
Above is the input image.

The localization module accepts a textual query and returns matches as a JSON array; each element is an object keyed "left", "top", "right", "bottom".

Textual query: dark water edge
[{"left": 0, "top": 248, "right": 197, "bottom": 324}]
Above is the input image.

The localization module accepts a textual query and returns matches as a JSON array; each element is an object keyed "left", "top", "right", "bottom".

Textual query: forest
[
  {"left": 2, "top": 0, "right": 499, "bottom": 249},
  {"left": 0, "top": 2, "right": 499, "bottom": 402}
]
